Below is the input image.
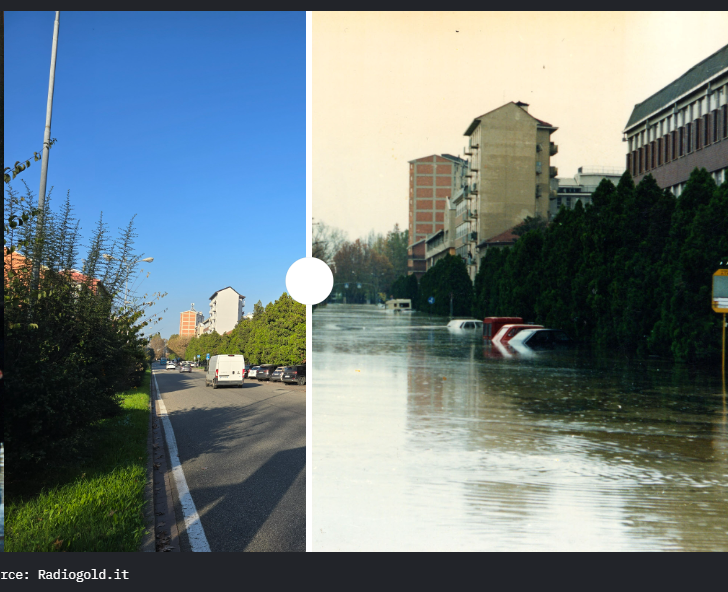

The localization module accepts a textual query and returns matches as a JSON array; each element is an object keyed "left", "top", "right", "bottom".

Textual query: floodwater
[{"left": 312, "top": 305, "right": 728, "bottom": 551}]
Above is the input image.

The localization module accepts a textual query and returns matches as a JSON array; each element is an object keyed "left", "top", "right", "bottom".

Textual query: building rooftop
[
  {"left": 209, "top": 286, "right": 245, "bottom": 300},
  {"left": 477, "top": 227, "right": 519, "bottom": 249},
  {"left": 464, "top": 101, "right": 557, "bottom": 136},
  {"left": 625, "top": 43, "right": 728, "bottom": 130}
]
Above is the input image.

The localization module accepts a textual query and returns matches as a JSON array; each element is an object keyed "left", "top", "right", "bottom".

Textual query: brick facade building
[
  {"left": 179, "top": 307, "right": 204, "bottom": 337},
  {"left": 408, "top": 154, "right": 467, "bottom": 245},
  {"left": 625, "top": 44, "right": 728, "bottom": 193}
]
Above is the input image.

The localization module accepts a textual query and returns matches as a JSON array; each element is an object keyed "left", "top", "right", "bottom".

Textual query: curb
[{"left": 140, "top": 369, "right": 155, "bottom": 552}]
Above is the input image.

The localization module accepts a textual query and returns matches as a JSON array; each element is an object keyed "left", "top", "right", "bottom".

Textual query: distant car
[
  {"left": 166, "top": 362, "right": 176, "bottom": 370},
  {"left": 447, "top": 319, "right": 484, "bottom": 331},
  {"left": 282, "top": 364, "right": 306, "bottom": 385},
  {"left": 256, "top": 365, "right": 279, "bottom": 381},
  {"left": 270, "top": 367, "right": 287, "bottom": 382},
  {"left": 179, "top": 362, "right": 192, "bottom": 373},
  {"left": 248, "top": 366, "right": 260, "bottom": 379}
]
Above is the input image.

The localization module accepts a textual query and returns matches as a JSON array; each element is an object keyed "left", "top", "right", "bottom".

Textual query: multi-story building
[
  {"left": 423, "top": 101, "right": 556, "bottom": 280},
  {"left": 550, "top": 166, "right": 624, "bottom": 218},
  {"left": 463, "top": 102, "right": 557, "bottom": 275},
  {"left": 408, "top": 154, "right": 468, "bottom": 246},
  {"left": 179, "top": 305, "right": 204, "bottom": 337},
  {"left": 624, "top": 43, "right": 728, "bottom": 194},
  {"left": 206, "top": 286, "right": 245, "bottom": 335},
  {"left": 407, "top": 238, "right": 427, "bottom": 279}
]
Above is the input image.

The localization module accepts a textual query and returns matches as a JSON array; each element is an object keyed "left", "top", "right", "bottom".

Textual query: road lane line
[{"left": 152, "top": 371, "right": 211, "bottom": 552}]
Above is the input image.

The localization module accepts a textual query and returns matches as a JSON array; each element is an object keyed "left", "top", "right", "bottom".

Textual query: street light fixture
[{"left": 102, "top": 254, "right": 154, "bottom": 309}]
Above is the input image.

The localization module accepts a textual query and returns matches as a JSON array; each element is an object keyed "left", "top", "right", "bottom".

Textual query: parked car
[
  {"left": 270, "top": 367, "right": 287, "bottom": 382},
  {"left": 205, "top": 354, "right": 246, "bottom": 389},
  {"left": 509, "top": 328, "right": 573, "bottom": 352},
  {"left": 446, "top": 319, "right": 484, "bottom": 331},
  {"left": 243, "top": 365, "right": 252, "bottom": 379},
  {"left": 256, "top": 364, "right": 279, "bottom": 381},
  {"left": 248, "top": 366, "right": 260, "bottom": 379},
  {"left": 179, "top": 362, "right": 192, "bottom": 373},
  {"left": 492, "top": 324, "right": 544, "bottom": 345},
  {"left": 282, "top": 364, "right": 306, "bottom": 385},
  {"left": 166, "top": 361, "right": 176, "bottom": 370}
]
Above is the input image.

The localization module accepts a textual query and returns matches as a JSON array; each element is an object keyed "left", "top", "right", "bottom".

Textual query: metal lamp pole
[{"left": 33, "top": 11, "right": 61, "bottom": 287}]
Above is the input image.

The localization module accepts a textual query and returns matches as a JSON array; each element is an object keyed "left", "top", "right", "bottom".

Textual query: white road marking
[{"left": 152, "top": 371, "right": 211, "bottom": 552}]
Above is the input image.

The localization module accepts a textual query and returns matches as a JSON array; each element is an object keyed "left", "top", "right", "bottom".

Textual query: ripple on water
[{"left": 313, "top": 305, "right": 728, "bottom": 551}]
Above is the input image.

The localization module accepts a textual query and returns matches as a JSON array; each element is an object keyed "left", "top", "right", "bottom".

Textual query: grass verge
[{"left": 5, "top": 369, "right": 151, "bottom": 552}]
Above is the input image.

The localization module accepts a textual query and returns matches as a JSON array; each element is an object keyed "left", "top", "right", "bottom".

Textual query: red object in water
[
  {"left": 483, "top": 317, "right": 523, "bottom": 341},
  {"left": 493, "top": 323, "right": 544, "bottom": 344}
]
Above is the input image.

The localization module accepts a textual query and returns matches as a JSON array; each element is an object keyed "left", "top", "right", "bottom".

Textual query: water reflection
[{"left": 313, "top": 305, "right": 728, "bottom": 551}]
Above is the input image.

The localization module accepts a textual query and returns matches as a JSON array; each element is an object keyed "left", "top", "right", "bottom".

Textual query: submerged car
[
  {"left": 282, "top": 364, "right": 306, "bottom": 385},
  {"left": 447, "top": 319, "right": 484, "bottom": 331},
  {"left": 509, "top": 328, "right": 573, "bottom": 352}
]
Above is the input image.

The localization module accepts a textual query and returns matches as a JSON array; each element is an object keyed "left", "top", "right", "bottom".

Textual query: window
[
  {"left": 714, "top": 110, "right": 719, "bottom": 142},
  {"left": 665, "top": 134, "right": 670, "bottom": 163},
  {"left": 639, "top": 148, "right": 643, "bottom": 173},
  {"left": 705, "top": 114, "right": 711, "bottom": 145},
  {"left": 723, "top": 105, "right": 727, "bottom": 139},
  {"left": 657, "top": 138, "right": 662, "bottom": 166},
  {"left": 687, "top": 123, "right": 692, "bottom": 153},
  {"left": 672, "top": 131, "right": 677, "bottom": 159},
  {"left": 696, "top": 119, "right": 701, "bottom": 150},
  {"left": 651, "top": 141, "right": 656, "bottom": 168}
]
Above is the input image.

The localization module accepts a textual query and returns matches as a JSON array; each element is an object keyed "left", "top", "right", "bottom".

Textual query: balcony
[
  {"left": 469, "top": 231, "right": 478, "bottom": 243},
  {"left": 535, "top": 162, "right": 542, "bottom": 175},
  {"left": 550, "top": 142, "right": 558, "bottom": 156},
  {"left": 536, "top": 186, "right": 542, "bottom": 198},
  {"left": 550, "top": 166, "right": 558, "bottom": 178}
]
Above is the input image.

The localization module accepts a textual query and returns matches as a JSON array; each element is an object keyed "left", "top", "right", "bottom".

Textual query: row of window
[
  {"left": 628, "top": 105, "right": 727, "bottom": 176},
  {"left": 456, "top": 222, "right": 469, "bottom": 239},
  {"left": 630, "top": 86, "right": 727, "bottom": 149}
]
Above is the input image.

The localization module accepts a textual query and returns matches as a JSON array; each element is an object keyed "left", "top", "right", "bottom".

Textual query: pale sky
[{"left": 313, "top": 11, "right": 728, "bottom": 240}]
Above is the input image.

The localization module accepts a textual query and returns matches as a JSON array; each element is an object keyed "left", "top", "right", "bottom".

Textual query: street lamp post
[{"left": 102, "top": 254, "right": 154, "bottom": 309}]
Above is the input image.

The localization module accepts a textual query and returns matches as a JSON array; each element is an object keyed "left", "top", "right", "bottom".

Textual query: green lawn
[{"left": 5, "top": 370, "right": 151, "bottom": 552}]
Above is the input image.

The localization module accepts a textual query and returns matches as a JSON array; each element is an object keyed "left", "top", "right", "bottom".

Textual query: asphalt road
[{"left": 153, "top": 364, "right": 305, "bottom": 552}]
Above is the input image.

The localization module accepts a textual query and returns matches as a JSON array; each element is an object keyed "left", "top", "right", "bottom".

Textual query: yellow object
[
  {"left": 355, "top": 369, "right": 361, "bottom": 372},
  {"left": 442, "top": 377, "right": 447, "bottom": 380}
]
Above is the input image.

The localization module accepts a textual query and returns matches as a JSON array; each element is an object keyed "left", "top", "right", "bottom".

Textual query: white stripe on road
[{"left": 152, "top": 371, "right": 211, "bottom": 552}]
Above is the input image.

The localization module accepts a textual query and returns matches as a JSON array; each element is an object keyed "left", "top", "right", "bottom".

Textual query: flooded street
[{"left": 312, "top": 305, "right": 728, "bottom": 551}]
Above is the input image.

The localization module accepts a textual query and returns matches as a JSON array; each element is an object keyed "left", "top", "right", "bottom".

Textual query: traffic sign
[
  {"left": 206, "top": 353, "right": 210, "bottom": 360},
  {"left": 712, "top": 269, "right": 728, "bottom": 313},
  {"left": 428, "top": 296, "right": 435, "bottom": 304}
]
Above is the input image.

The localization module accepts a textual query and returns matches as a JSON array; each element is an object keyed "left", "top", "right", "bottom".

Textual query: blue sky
[{"left": 4, "top": 11, "right": 305, "bottom": 340}]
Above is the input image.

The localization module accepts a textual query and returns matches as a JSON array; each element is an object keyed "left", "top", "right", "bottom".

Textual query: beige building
[{"left": 425, "top": 101, "right": 558, "bottom": 280}]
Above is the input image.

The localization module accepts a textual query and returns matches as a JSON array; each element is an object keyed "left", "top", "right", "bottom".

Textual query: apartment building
[
  {"left": 423, "top": 101, "right": 557, "bottom": 280},
  {"left": 407, "top": 238, "right": 427, "bottom": 279},
  {"left": 206, "top": 286, "right": 245, "bottom": 335},
  {"left": 408, "top": 154, "right": 468, "bottom": 246},
  {"left": 550, "top": 166, "right": 624, "bottom": 218},
  {"left": 625, "top": 43, "right": 728, "bottom": 194},
  {"left": 179, "top": 306, "right": 204, "bottom": 337}
]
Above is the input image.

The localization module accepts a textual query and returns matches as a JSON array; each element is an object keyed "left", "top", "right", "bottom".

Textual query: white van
[{"left": 205, "top": 354, "right": 246, "bottom": 389}]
